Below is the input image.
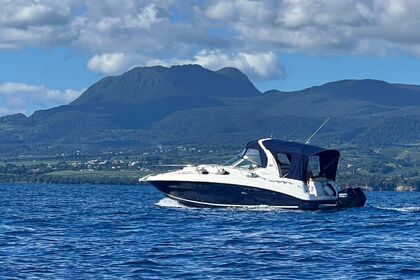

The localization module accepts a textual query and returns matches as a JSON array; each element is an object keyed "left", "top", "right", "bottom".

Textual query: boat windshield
[
  {"left": 223, "top": 148, "right": 262, "bottom": 169},
  {"left": 223, "top": 154, "right": 243, "bottom": 166}
]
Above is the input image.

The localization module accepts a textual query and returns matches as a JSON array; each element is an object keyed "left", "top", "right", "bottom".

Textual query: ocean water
[{"left": 0, "top": 184, "right": 419, "bottom": 280}]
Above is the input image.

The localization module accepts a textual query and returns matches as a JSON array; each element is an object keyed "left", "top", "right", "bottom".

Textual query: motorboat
[{"left": 143, "top": 138, "right": 366, "bottom": 210}]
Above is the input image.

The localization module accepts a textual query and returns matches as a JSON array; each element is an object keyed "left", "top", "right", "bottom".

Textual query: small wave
[
  {"left": 155, "top": 199, "right": 292, "bottom": 211},
  {"left": 0, "top": 224, "right": 36, "bottom": 233},
  {"left": 229, "top": 205, "right": 293, "bottom": 212},
  {"left": 376, "top": 206, "right": 420, "bottom": 213},
  {"left": 155, "top": 197, "right": 187, "bottom": 208}
]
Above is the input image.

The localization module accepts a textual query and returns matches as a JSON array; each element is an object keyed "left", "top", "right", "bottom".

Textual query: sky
[{"left": 1, "top": 0, "right": 420, "bottom": 116}]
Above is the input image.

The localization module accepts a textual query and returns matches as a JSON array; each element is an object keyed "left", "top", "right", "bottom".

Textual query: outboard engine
[{"left": 337, "top": 187, "right": 366, "bottom": 209}]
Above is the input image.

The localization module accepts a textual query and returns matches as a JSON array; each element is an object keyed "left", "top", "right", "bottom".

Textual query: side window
[
  {"left": 277, "top": 153, "right": 291, "bottom": 177},
  {"left": 277, "top": 153, "right": 290, "bottom": 165},
  {"left": 308, "top": 156, "right": 320, "bottom": 178}
]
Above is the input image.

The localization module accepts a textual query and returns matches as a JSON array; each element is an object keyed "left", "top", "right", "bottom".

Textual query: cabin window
[
  {"left": 276, "top": 153, "right": 291, "bottom": 177},
  {"left": 308, "top": 156, "right": 320, "bottom": 179}
]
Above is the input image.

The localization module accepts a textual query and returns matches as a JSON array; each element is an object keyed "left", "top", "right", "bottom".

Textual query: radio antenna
[{"left": 305, "top": 117, "right": 330, "bottom": 144}]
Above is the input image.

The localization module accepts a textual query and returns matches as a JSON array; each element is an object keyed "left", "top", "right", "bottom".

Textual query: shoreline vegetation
[{"left": 0, "top": 144, "right": 418, "bottom": 191}]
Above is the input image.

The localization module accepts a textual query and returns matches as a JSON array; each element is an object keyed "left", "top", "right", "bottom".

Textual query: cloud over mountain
[
  {"left": 87, "top": 53, "right": 131, "bottom": 75},
  {"left": 147, "top": 50, "right": 284, "bottom": 80}
]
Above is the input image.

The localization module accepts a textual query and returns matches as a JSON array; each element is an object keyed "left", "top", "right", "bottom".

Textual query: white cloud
[
  {"left": 147, "top": 50, "right": 284, "bottom": 80},
  {"left": 0, "top": 82, "right": 80, "bottom": 102},
  {"left": 86, "top": 49, "right": 283, "bottom": 79},
  {"left": 0, "top": 82, "right": 82, "bottom": 116},
  {"left": 11, "top": 4, "right": 68, "bottom": 26},
  {"left": 0, "top": 83, "right": 42, "bottom": 94},
  {"left": 0, "top": 107, "right": 13, "bottom": 116},
  {"left": 0, "top": 0, "right": 76, "bottom": 48},
  {"left": 203, "top": 0, "right": 420, "bottom": 56},
  {"left": 191, "top": 50, "right": 284, "bottom": 80},
  {"left": 2, "top": 0, "right": 420, "bottom": 80},
  {"left": 95, "top": 4, "right": 160, "bottom": 32},
  {"left": 87, "top": 53, "right": 130, "bottom": 75},
  {"left": 206, "top": 2, "right": 236, "bottom": 20}
]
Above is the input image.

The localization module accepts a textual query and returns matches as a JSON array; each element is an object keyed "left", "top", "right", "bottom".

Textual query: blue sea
[{"left": 0, "top": 184, "right": 419, "bottom": 279}]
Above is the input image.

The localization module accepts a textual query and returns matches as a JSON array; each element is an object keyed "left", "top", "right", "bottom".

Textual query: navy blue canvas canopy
[{"left": 246, "top": 139, "right": 340, "bottom": 181}]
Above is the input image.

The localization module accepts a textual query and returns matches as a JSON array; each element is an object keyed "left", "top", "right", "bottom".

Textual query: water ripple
[{"left": 0, "top": 184, "right": 419, "bottom": 279}]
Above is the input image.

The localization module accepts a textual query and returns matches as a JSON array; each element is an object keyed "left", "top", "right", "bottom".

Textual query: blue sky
[{"left": 1, "top": 0, "right": 420, "bottom": 116}]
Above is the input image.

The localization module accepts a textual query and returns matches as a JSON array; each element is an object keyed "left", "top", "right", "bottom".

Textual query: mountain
[
  {"left": 393, "top": 83, "right": 420, "bottom": 92},
  {"left": 301, "top": 79, "right": 420, "bottom": 107},
  {"left": 0, "top": 65, "right": 419, "bottom": 155},
  {"left": 29, "top": 65, "right": 260, "bottom": 130},
  {"left": 72, "top": 65, "right": 259, "bottom": 106},
  {"left": 149, "top": 79, "right": 420, "bottom": 146}
]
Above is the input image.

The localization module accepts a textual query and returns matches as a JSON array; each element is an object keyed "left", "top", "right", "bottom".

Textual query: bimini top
[{"left": 246, "top": 139, "right": 340, "bottom": 182}]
